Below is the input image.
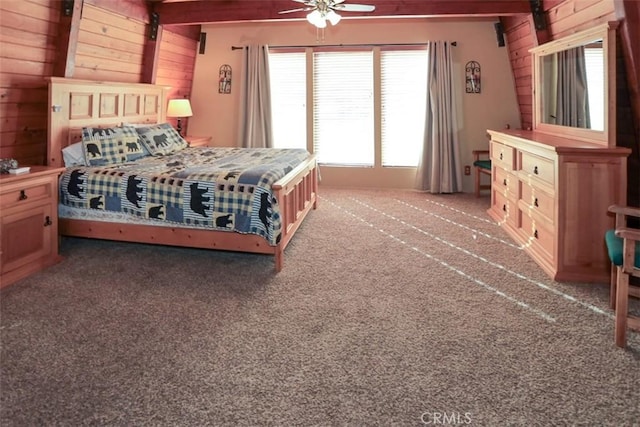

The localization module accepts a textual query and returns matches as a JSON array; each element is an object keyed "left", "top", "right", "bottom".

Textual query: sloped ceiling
[{"left": 150, "top": 0, "right": 532, "bottom": 25}]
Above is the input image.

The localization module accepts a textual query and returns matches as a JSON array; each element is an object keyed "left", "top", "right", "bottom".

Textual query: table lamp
[{"left": 166, "top": 99, "right": 193, "bottom": 136}]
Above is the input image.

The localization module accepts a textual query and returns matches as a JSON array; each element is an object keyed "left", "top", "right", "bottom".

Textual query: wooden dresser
[
  {"left": 487, "top": 129, "right": 630, "bottom": 283},
  {"left": 0, "top": 166, "right": 65, "bottom": 289}
]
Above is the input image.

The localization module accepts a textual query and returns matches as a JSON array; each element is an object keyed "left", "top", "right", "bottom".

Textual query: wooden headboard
[{"left": 47, "top": 77, "right": 169, "bottom": 167}]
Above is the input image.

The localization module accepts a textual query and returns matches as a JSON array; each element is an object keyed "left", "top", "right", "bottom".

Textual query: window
[
  {"left": 313, "top": 51, "right": 374, "bottom": 166},
  {"left": 269, "top": 51, "right": 307, "bottom": 149},
  {"left": 269, "top": 46, "right": 427, "bottom": 167},
  {"left": 380, "top": 49, "right": 428, "bottom": 167}
]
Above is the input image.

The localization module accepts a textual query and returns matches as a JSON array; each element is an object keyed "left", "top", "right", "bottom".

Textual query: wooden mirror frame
[{"left": 530, "top": 21, "right": 618, "bottom": 147}]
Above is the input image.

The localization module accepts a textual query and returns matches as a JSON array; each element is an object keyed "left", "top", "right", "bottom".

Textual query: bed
[{"left": 47, "top": 77, "right": 318, "bottom": 272}]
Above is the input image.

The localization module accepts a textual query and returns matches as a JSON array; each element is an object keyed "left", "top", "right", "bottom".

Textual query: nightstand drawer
[
  {"left": 1, "top": 204, "right": 53, "bottom": 274},
  {"left": 0, "top": 177, "right": 55, "bottom": 209},
  {"left": 185, "top": 136, "right": 212, "bottom": 147}
]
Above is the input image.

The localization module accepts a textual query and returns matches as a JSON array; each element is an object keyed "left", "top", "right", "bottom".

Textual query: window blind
[
  {"left": 312, "top": 51, "right": 374, "bottom": 166},
  {"left": 380, "top": 49, "right": 428, "bottom": 167},
  {"left": 269, "top": 51, "right": 307, "bottom": 149}
]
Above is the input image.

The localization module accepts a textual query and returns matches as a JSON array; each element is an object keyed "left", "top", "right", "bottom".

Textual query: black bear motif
[
  {"left": 126, "top": 141, "right": 139, "bottom": 152},
  {"left": 86, "top": 143, "right": 101, "bottom": 158},
  {"left": 258, "top": 192, "right": 272, "bottom": 231},
  {"left": 148, "top": 205, "right": 165, "bottom": 219},
  {"left": 89, "top": 195, "right": 103, "bottom": 209},
  {"left": 215, "top": 213, "right": 233, "bottom": 228},
  {"left": 153, "top": 134, "right": 169, "bottom": 147},
  {"left": 189, "top": 183, "right": 210, "bottom": 217},
  {"left": 67, "top": 170, "right": 85, "bottom": 198},
  {"left": 126, "top": 175, "right": 144, "bottom": 208},
  {"left": 91, "top": 128, "right": 116, "bottom": 137}
]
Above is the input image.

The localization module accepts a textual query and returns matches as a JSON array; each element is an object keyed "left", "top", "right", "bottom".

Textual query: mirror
[{"left": 531, "top": 22, "right": 618, "bottom": 147}]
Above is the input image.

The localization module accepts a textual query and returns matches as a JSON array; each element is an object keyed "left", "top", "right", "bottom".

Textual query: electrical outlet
[{"left": 464, "top": 165, "right": 471, "bottom": 175}]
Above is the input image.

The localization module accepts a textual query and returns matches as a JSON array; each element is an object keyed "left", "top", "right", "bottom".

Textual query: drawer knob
[
  {"left": 499, "top": 153, "right": 503, "bottom": 160},
  {"left": 44, "top": 216, "right": 52, "bottom": 227},
  {"left": 534, "top": 229, "right": 538, "bottom": 239},
  {"left": 533, "top": 166, "right": 539, "bottom": 175},
  {"left": 502, "top": 204, "right": 507, "bottom": 212},
  {"left": 503, "top": 178, "right": 507, "bottom": 186},
  {"left": 534, "top": 198, "right": 539, "bottom": 207},
  {"left": 19, "top": 190, "right": 27, "bottom": 200}
]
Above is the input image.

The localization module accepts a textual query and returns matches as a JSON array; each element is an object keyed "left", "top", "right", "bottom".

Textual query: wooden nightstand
[
  {"left": 0, "top": 166, "right": 65, "bottom": 289},
  {"left": 185, "top": 135, "right": 212, "bottom": 147}
]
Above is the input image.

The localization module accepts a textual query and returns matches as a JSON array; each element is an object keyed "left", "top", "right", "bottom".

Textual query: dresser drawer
[
  {"left": 493, "top": 166, "right": 518, "bottom": 197},
  {"left": 520, "top": 151, "right": 555, "bottom": 187},
  {"left": 493, "top": 190, "right": 518, "bottom": 227},
  {"left": 491, "top": 140, "right": 515, "bottom": 170},
  {"left": 521, "top": 182, "right": 554, "bottom": 223},
  {"left": 0, "top": 177, "right": 55, "bottom": 209},
  {"left": 521, "top": 213, "right": 554, "bottom": 261}
]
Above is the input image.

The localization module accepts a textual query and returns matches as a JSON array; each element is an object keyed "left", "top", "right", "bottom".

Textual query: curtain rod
[{"left": 231, "top": 41, "right": 456, "bottom": 50}]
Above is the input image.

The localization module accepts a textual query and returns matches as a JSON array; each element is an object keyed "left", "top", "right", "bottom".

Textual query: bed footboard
[{"left": 272, "top": 154, "right": 318, "bottom": 271}]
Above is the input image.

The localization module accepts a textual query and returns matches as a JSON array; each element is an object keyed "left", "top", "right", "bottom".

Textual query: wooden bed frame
[{"left": 47, "top": 77, "right": 318, "bottom": 272}]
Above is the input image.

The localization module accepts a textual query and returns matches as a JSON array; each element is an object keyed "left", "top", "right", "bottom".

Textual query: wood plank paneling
[
  {"left": 74, "top": 3, "right": 146, "bottom": 82},
  {"left": 0, "top": 0, "right": 60, "bottom": 165},
  {"left": 156, "top": 26, "right": 198, "bottom": 134}
]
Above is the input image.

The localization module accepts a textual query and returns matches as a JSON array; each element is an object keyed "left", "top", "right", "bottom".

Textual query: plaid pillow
[
  {"left": 135, "top": 123, "right": 188, "bottom": 156},
  {"left": 81, "top": 126, "right": 145, "bottom": 166}
]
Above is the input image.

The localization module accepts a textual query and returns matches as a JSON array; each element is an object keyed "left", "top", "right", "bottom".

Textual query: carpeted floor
[{"left": 1, "top": 188, "right": 639, "bottom": 426}]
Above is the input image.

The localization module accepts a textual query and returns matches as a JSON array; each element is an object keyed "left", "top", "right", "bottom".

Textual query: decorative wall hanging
[
  {"left": 465, "top": 61, "right": 481, "bottom": 93},
  {"left": 219, "top": 64, "right": 232, "bottom": 94}
]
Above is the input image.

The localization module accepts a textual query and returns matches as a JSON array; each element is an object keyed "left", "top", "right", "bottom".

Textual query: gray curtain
[
  {"left": 555, "top": 46, "right": 590, "bottom": 128},
  {"left": 415, "top": 41, "right": 462, "bottom": 193},
  {"left": 238, "top": 44, "right": 274, "bottom": 148}
]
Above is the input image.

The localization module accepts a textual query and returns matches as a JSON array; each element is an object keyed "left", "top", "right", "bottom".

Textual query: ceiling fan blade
[
  {"left": 333, "top": 3, "right": 376, "bottom": 12},
  {"left": 292, "top": 0, "right": 314, "bottom": 3},
  {"left": 278, "top": 7, "right": 314, "bottom": 14},
  {"left": 332, "top": 0, "right": 346, "bottom": 4}
]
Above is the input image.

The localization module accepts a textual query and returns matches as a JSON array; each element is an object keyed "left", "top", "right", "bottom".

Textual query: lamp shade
[{"left": 166, "top": 99, "right": 193, "bottom": 118}]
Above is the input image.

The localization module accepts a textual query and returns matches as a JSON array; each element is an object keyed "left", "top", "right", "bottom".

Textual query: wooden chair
[
  {"left": 605, "top": 205, "right": 640, "bottom": 348},
  {"left": 472, "top": 150, "right": 491, "bottom": 197}
]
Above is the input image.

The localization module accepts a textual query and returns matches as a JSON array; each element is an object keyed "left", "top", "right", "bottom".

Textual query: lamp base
[{"left": 176, "top": 119, "right": 183, "bottom": 136}]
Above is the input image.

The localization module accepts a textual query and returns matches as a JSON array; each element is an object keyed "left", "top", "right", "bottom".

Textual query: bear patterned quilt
[{"left": 59, "top": 147, "right": 311, "bottom": 245}]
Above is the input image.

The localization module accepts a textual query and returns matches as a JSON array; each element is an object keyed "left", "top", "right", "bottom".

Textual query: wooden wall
[
  {"left": 0, "top": 0, "right": 60, "bottom": 165},
  {"left": 0, "top": 0, "right": 199, "bottom": 165}
]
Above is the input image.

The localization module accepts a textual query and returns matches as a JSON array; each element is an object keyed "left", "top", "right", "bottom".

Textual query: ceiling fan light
[
  {"left": 306, "top": 10, "right": 326, "bottom": 28},
  {"left": 327, "top": 10, "right": 341, "bottom": 25}
]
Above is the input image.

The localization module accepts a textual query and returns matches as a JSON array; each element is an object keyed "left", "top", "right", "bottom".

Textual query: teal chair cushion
[
  {"left": 605, "top": 229, "right": 640, "bottom": 267},
  {"left": 473, "top": 159, "right": 491, "bottom": 170}
]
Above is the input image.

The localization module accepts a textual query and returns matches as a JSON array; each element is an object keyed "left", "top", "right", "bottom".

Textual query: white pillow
[{"left": 62, "top": 142, "right": 87, "bottom": 167}]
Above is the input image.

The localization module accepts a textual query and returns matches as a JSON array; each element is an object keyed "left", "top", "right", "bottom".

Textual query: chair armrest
[
  {"left": 615, "top": 227, "right": 640, "bottom": 241},
  {"left": 609, "top": 205, "right": 640, "bottom": 229},
  {"left": 472, "top": 150, "right": 490, "bottom": 161},
  {"left": 608, "top": 205, "right": 640, "bottom": 218}
]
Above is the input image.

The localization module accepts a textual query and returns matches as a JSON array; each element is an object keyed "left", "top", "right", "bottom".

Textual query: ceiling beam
[{"left": 154, "top": 0, "right": 531, "bottom": 25}]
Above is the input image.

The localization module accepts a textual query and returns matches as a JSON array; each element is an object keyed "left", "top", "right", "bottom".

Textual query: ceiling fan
[{"left": 278, "top": 0, "right": 376, "bottom": 28}]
